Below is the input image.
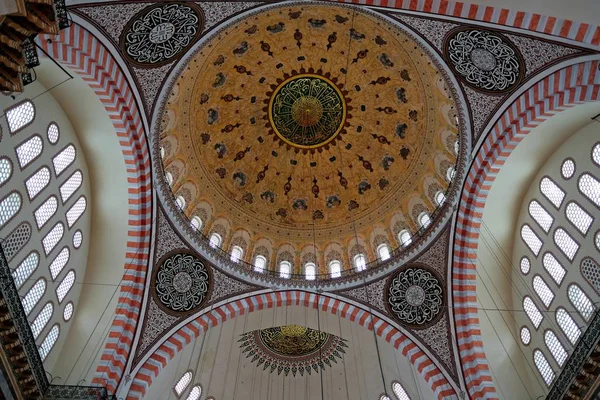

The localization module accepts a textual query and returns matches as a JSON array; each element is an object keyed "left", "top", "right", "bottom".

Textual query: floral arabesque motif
[
  {"left": 155, "top": 252, "right": 210, "bottom": 313},
  {"left": 387, "top": 268, "right": 443, "bottom": 326},
  {"left": 122, "top": 3, "right": 203, "bottom": 66},
  {"left": 446, "top": 29, "right": 522, "bottom": 92}
]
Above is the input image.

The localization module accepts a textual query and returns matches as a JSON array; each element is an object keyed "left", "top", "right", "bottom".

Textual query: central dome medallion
[
  {"left": 268, "top": 73, "right": 347, "bottom": 149},
  {"left": 159, "top": 3, "right": 460, "bottom": 278}
]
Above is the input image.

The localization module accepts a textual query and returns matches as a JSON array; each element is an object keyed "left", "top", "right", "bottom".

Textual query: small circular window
[
  {"left": 73, "top": 230, "right": 83, "bottom": 248},
  {"left": 47, "top": 123, "right": 60, "bottom": 144},
  {"left": 520, "top": 257, "right": 531, "bottom": 274},
  {"left": 560, "top": 159, "right": 575, "bottom": 179},
  {"left": 520, "top": 326, "right": 531, "bottom": 345},
  {"left": 63, "top": 302, "right": 74, "bottom": 321}
]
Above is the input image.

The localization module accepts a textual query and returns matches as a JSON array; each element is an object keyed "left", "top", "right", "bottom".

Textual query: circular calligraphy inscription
[
  {"left": 445, "top": 29, "right": 523, "bottom": 92},
  {"left": 154, "top": 252, "right": 210, "bottom": 313},
  {"left": 268, "top": 74, "right": 346, "bottom": 149},
  {"left": 121, "top": 3, "right": 204, "bottom": 67},
  {"left": 387, "top": 267, "right": 444, "bottom": 327}
]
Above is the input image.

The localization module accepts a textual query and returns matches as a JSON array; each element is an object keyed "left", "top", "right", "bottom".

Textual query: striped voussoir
[
  {"left": 453, "top": 60, "right": 600, "bottom": 399},
  {"left": 38, "top": 24, "right": 153, "bottom": 393},
  {"left": 128, "top": 291, "right": 457, "bottom": 400},
  {"left": 333, "top": 0, "right": 600, "bottom": 46}
]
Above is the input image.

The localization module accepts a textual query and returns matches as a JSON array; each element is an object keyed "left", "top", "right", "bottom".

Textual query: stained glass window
[
  {"left": 6, "top": 100, "right": 35, "bottom": 133},
  {"left": 0, "top": 192, "right": 21, "bottom": 227},
  {"left": 523, "top": 296, "right": 543, "bottom": 328},
  {"left": 540, "top": 177, "right": 565, "bottom": 208},
  {"left": 16, "top": 135, "right": 43, "bottom": 168},
  {"left": 26, "top": 166, "right": 50, "bottom": 199},
  {"left": 34, "top": 196, "right": 58, "bottom": 229},
  {"left": 52, "top": 144, "right": 76, "bottom": 176},
  {"left": 66, "top": 196, "right": 86, "bottom": 228},
  {"left": 556, "top": 308, "right": 581, "bottom": 345},
  {"left": 39, "top": 324, "right": 59, "bottom": 361}
]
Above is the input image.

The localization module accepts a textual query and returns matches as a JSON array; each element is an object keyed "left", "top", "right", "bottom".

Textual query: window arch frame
[
  {"left": 173, "top": 370, "right": 193, "bottom": 397},
  {"left": 398, "top": 229, "right": 412, "bottom": 248},
  {"left": 253, "top": 254, "right": 267, "bottom": 273},
  {"left": 0, "top": 190, "right": 22, "bottom": 228},
  {"left": 304, "top": 262, "right": 316, "bottom": 280},
  {"left": 230, "top": 245, "right": 243, "bottom": 263},
  {"left": 209, "top": 232, "right": 222, "bottom": 248},
  {"left": 418, "top": 212, "right": 431, "bottom": 229},
  {"left": 0, "top": 157, "right": 13, "bottom": 188},
  {"left": 329, "top": 259, "right": 342, "bottom": 278},
  {"left": 190, "top": 216, "right": 203, "bottom": 231},
  {"left": 5, "top": 99, "right": 35, "bottom": 134},
  {"left": 14, "top": 133, "right": 44, "bottom": 169},
  {"left": 377, "top": 243, "right": 391, "bottom": 261},
  {"left": 279, "top": 260, "right": 291, "bottom": 279},
  {"left": 52, "top": 143, "right": 77, "bottom": 177},
  {"left": 353, "top": 253, "right": 367, "bottom": 272}
]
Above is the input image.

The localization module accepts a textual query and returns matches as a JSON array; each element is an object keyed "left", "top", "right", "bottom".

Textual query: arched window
[
  {"left": 22, "top": 278, "right": 46, "bottom": 315},
  {"left": 186, "top": 386, "right": 202, "bottom": 400},
  {"left": 578, "top": 173, "right": 600, "bottom": 206},
  {"left": 30, "top": 302, "right": 53, "bottom": 339},
  {"left": 523, "top": 296, "right": 543, "bottom": 328},
  {"left": 418, "top": 213, "right": 431, "bottom": 229},
  {"left": 279, "top": 261, "right": 291, "bottom": 279},
  {"left": 434, "top": 191, "right": 446, "bottom": 206},
  {"left": 39, "top": 324, "right": 59, "bottom": 361},
  {"left": 0, "top": 157, "right": 12, "bottom": 186},
  {"left": 454, "top": 140, "right": 459, "bottom": 155},
  {"left": 59, "top": 170, "right": 82, "bottom": 203},
  {"left": 6, "top": 100, "right": 35, "bottom": 133},
  {"left": 47, "top": 123, "right": 59, "bottom": 144},
  {"left": 35, "top": 196, "right": 58, "bottom": 229},
  {"left": 42, "top": 222, "right": 64, "bottom": 255},
  {"left": 176, "top": 196, "right": 186, "bottom": 210},
  {"left": 63, "top": 302, "right": 74, "bottom": 321},
  {"left": 305, "top": 262, "right": 316, "bottom": 280},
  {"left": 174, "top": 372, "right": 193, "bottom": 396},
  {"left": 534, "top": 349, "right": 555, "bottom": 386},
  {"left": 377, "top": 244, "right": 391, "bottom": 261},
  {"left": 593, "top": 143, "right": 600, "bottom": 166},
  {"left": 568, "top": 284, "right": 595, "bottom": 321},
  {"left": 553, "top": 228, "right": 579, "bottom": 261},
  {"left": 66, "top": 196, "right": 86, "bottom": 228},
  {"left": 521, "top": 224, "right": 543, "bottom": 256},
  {"left": 446, "top": 167, "right": 456, "bottom": 181},
  {"left": 565, "top": 202, "right": 593, "bottom": 235},
  {"left": 56, "top": 270, "right": 75, "bottom": 303},
  {"left": 528, "top": 200, "right": 553, "bottom": 233},
  {"left": 165, "top": 171, "right": 174, "bottom": 186},
  {"left": 190, "top": 216, "right": 203, "bottom": 231},
  {"left": 520, "top": 257, "right": 531, "bottom": 274},
  {"left": 398, "top": 230, "right": 412, "bottom": 247},
  {"left": 160, "top": 147, "right": 165, "bottom": 159},
  {"left": 52, "top": 144, "right": 76, "bottom": 176},
  {"left": 253, "top": 255, "right": 266, "bottom": 273},
  {"left": 556, "top": 308, "right": 581, "bottom": 345},
  {"left": 533, "top": 275, "right": 554, "bottom": 308},
  {"left": 353, "top": 254, "right": 366, "bottom": 271},
  {"left": 542, "top": 253, "right": 565, "bottom": 285},
  {"left": 49, "top": 247, "right": 69, "bottom": 280},
  {"left": 12, "top": 251, "right": 39, "bottom": 289},
  {"left": 16, "top": 135, "right": 43, "bottom": 168},
  {"left": 72, "top": 231, "right": 82, "bottom": 248},
  {"left": 26, "top": 166, "right": 50, "bottom": 200},
  {"left": 329, "top": 260, "right": 341, "bottom": 278},
  {"left": 544, "top": 330, "right": 568, "bottom": 366},
  {"left": 520, "top": 327, "right": 531, "bottom": 345},
  {"left": 380, "top": 396, "right": 391, "bottom": 400},
  {"left": 0, "top": 192, "right": 22, "bottom": 227},
  {"left": 561, "top": 159, "right": 575, "bottom": 179},
  {"left": 230, "top": 245, "right": 243, "bottom": 262},
  {"left": 540, "top": 177, "right": 565, "bottom": 208},
  {"left": 392, "top": 381, "right": 410, "bottom": 400},
  {"left": 209, "top": 233, "right": 221, "bottom": 248}
]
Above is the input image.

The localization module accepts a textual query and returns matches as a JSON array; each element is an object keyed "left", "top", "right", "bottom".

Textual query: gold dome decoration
[{"left": 160, "top": 4, "right": 460, "bottom": 276}]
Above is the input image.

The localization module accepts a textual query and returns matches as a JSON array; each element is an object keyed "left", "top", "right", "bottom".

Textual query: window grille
[
  {"left": 520, "top": 327, "right": 531, "bottom": 345},
  {"left": 533, "top": 276, "right": 554, "bottom": 308},
  {"left": 6, "top": 100, "right": 35, "bottom": 133},
  {"left": 534, "top": 350, "right": 555, "bottom": 386},
  {"left": 279, "top": 261, "right": 291, "bottom": 279},
  {"left": 544, "top": 330, "right": 568, "bottom": 366},
  {"left": 49, "top": 247, "right": 69, "bottom": 280},
  {"left": 561, "top": 159, "right": 575, "bottom": 179},
  {"left": 377, "top": 244, "right": 391, "bottom": 261},
  {"left": 72, "top": 230, "right": 82, "bottom": 248},
  {"left": 22, "top": 278, "right": 46, "bottom": 315},
  {"left": 392, "top": 381, "right": 410, "bottom": 400},
  {"left": 42, "top": 222, "right": 64, "bottom": 255},
  {"left": 174, "top": 372, "right": 192, "bottom": 396},
  {"left": 30, "top": 302, "right": 53, "bottom": 339},
  {"left": 565, "top": 202, "right": 593, "bottom": 235},
  {"left": 47, "top": 123, "right": 59, "bottom": 144},
  {"left": 330, "top": 260, "right": 341, "bottom": 278},
  {"left": 26, "top": 166, "right": 50, "bottom": 199},
  {"left": 254, "top": 255, "right": 266, "bottom": 273},
  {"left": 578, "top": 173, "right": 600, "bottom": 207},
  {"left": 540, "top": 177, "right": 565, "bottom": 208},
  {"left": 52, "top": 145, "right": 76, "bottom": 176},
  {"left": 56, "top": 270, "right": 75, "bottom": 303},
  {"left": 568, "top": 284, "right": 595, "bottom": 321},
  {"left": 0, "top": 157, "right": 11, "bottom": 186},
  {"left": 520, "top": 257, "right": 531, "bottom": 274},
  {"left": 59, "top": 170, "right": 82, "bottom": 203},
  {"left": 230, "top": 246, "right": 243, "bottom": 263},
  {"left": 63, "top": 302, "right": 74, "bottom": 321},
  {"left": 354, "top": 254, "right": 366, "bottom": 271},
  {"left": 556, "top": 307, "right": 581, "bottom": 345},
  {"left": 398, "top": 230, "right": 412, "bottom": 247},
  {"left": 0, "top": 192, "right": 21, "bottom": 227},
  {"left": 16, "top": 135, "right": 43, "bottom": 168},
  {"left": 521, "top": 224, "right": 542, "bottom": 256},
  {"left": 209, "top": 233, "right": 221, "bottom": 248},
  {"left": 553, "top": 228, "right": 579, "bottom": 261},
  {"left": 12, "top": 252, "right": 39, "bottom": 289},
  {"left": 523, "top": 296, "right": 543, "bottom": 328},
  {"left": 66, "top": 196, "right": 86, "bottom": 228},
  {"left": 34, "top": 196, "right": 58, "bottom": 229},
  {"left": 305, "top": 263, "right": 316, "bottom": 280},
  {"left": 529, "top": 200, "right": 553, "bottom": 233},
  {"left": 39, "top": 324, "right": 59, "bottom": 361},
  {"left": 542, "top": 253, "right": 565, "bottom": 285}
]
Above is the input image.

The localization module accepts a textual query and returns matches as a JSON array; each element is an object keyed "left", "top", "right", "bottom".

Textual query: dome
[{"left": 159, "top": 3, "right": 462, "bottom": 282}]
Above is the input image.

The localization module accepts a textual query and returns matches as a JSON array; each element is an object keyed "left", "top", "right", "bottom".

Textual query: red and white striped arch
[
  {"left": 127, "top": 291, "right": 457, "bottom": 400},
  {"left": 453, "top": 59, "right": 600, "bottom": 399},
  {"left": 335, "top": 0, "right": 599, "bottom": 46},
  {"left": 38, "top": 24, "right": 153, "bottom": 393}
]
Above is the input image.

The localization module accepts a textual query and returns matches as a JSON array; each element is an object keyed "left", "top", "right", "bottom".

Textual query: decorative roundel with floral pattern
[
  {"left": 120, "top": 2, "right": 204, "bottom": 67},
  {"left": 386, "top": 267, "right": 444, "bottom": 328},
  {"left": 153, "top": 251, "right": 211, "bottom": 314},
  {"left": 444, "top": 28, "right": 524, "bottom": 93}
]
